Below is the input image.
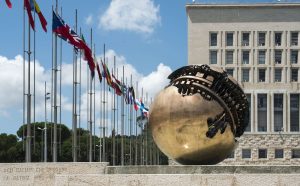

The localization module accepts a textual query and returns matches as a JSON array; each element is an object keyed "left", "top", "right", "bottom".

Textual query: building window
[
  {"left": 290, "top": 94, "right": 299, "bottom": 132},
  {"left": 292, "top": 149, "right": 300, "bottom": 158},
  {"left": 258, "top": 149, "right": 267, "bottom": 159},
  {"left": 210, "top": 50, "right": 218, "bottom": 64},
  {"left": 242, "top": 32, "right": 250, "bottom": 46},
  {"left": 291, "top": 68, "right": 298, "bottom": 82},
  {"left": 274, "top": 69, "right": 282, "bottom": 82},
  {"left": 258, "top": 94, "right": 267, "bottom": 132},
  {"left": 242, "top": 69, "right": 250, "bottom": 82},
  {"left": 242, "top": 149, "right": 251, "bottom": 159},
  {"left": 275, "top": 32, "right": 282, "bottom": 46},
  {"left": 226, "top": 32, "right": 234, "bottom": 46},
  {"left": 258, "top": 50, "right": 266, "bottom": 64},
  {"left": 291, "top": 32, "right": 298, "bottom": 46},
  {"left": 258, "top": 69, "right": 266, "bottom": 82},
  {"left": 243, "top": 51, "right": 250, "bottom": 64},
  {"left": 226, "top": 51, "right": 234, "bottom": 64},
  {"left": 245, "top": 94, "right": 251, "bottom": 132},
  {"left": 210, "top": 33, "right": 217, "bottom": 46},
  {"left": 274, "top": 94, "right": 283, "bottom": 132},
  {"left": 226, "top": 68, "right": 234, "bottom": 77},
  {"left": 275, "top": 149, "right": 284, "bottom": 159},
  {"left": 258, "top": 32, "right": 266, "bottom": 46},
  {"left": 275, "top": 50, "right": 282, "bottom": 64},
  {"left": 291, "top": 50, "right": 298, "bottom": 64},
  {"left": 228, "top": 151, "right": 235, "bottom": 159}
]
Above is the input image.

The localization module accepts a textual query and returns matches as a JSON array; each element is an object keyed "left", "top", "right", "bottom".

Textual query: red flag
[
  {"left": 5, "top": 0, "right": 12, "bottom": 8},
  {"left": 96, "top": 62, "right": 102, "bottom": 83},
  {"left": 24, "top": 0, "right": 35, "bottom": 30},
  {"left": 31, "top": 0, "right": 47, "bottom": 32}
]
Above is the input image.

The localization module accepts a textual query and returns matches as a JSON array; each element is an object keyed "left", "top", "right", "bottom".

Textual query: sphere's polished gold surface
[{"left": 149, "top": 86, "right": 236, "bottom": 165}]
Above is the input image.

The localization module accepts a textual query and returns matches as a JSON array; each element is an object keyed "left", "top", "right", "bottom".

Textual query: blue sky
[{"left": 1, "top": 0, "right": 300, "bottom": 135}]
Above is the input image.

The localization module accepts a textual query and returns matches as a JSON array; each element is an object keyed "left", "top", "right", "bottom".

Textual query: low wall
[
  {"left": 54, "top": 174, "right": 300, "bottom": 186},
  {"left": 0, "top": 162, "right": 108, "bottom": 186}
]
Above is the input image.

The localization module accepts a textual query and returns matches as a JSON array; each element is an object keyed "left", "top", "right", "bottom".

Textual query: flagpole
[
  {"left": 33, "top": 2, "right": 36, "bottom": 154},
  {"left": 134, "top": 81, "right": 138, "bottom": 165},
  {"left": 105, "top": 58, "right": 109, "bottom": 162},
  {"left": 52, "top": 1, "right": 59, "bottom": 162},
  {"left": 129, "top": 75, "right": 133, "bottom": 165},
  {"left": 102, "top": 44, "right": 106, "bottom": 162},
  {"left": 78, "top": 28, "right": 82, "bottom": 160},
  {"left": 93, "top": 44, "right": 96, "bottom": 161},
  {"left": 25, "top": 0, "right": 32, "bottom": 163},
  {"left": 116, "top": 68, "right": 119, "bottom": 165},
  {"left": 89, "top": 28, "right": 93, "bottom": 162},
  {"left": 72, "top": 9, "right": 78, "bottom": 162},
  {"left": 22, "top": 0, "right": 25, "bottom": 151},
  {"left": 121, "top": 66, "right": 125, "bottom": 166},
  {"left": 50, "top": 6, "right": 53, "bottom": 157},
  {"left": 112, "top": 56, "right": 116, "bottom": 165},
  {"left": 145, "top": 92, "right": 148, "bottom": 165},
  {"left": 59, "top": 7, "right": 63, "bottom": 157}
]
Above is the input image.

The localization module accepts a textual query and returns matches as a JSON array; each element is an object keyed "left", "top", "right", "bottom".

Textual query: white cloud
[
  {"left": 85, "top": 14, "right": 93, "bottom": 26},
  {"left": 99, "top": 0, "right": 161, "bottom": 34}
]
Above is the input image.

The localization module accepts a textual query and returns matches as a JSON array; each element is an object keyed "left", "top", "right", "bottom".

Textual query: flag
[
  {"left": 24, "top": 0, "right": 35, "bottom": 30},
  {"left": 96, "top": 62, "right": 102, "bottom": 83},
  {"left": 52, "top": 11, "right": 95, "bottom": 77},
  {"left": 5, "top": 0, "right": 12, "bottom": 8},
  {"left": 101, "top": 61, "right": 113, "bottom": 87},
  {"left": 135, "top": 99, "right": 149, "bottom": 117},
  {"left": 30, "top": 0, "right": 47, "bottom": 32},
  {"left": 112, "top": 74, "right": 122, "bottom": 96},
  {"left": 128, "top": 87, "right": 136, "bottom": 105}
]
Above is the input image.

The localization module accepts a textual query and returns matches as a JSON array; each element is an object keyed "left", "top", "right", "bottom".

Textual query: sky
[{"left": 1, "top": 0, "right": 300, "bottom": 136}]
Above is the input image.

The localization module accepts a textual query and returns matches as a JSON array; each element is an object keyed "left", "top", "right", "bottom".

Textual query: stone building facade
[{"left": 186, "top": 3, "right": 300, "bottom": 165}]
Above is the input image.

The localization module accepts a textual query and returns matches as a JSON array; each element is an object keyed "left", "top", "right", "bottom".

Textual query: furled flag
[
  {"left": 52, "top": 11, "right": 95, "bottom": 77},
  {"left": 5, "top": 0, "right": 12, "bottom": 8},
  {"left": 24, "top": 0, "right": 35, "bottom": 30},
  {"left": 135, "top": 99, "right": 149, "bottom": 118},
  {"left": 95, "top": 60, "right": 102, "bottom": 83},
  {"left": 112, "top": 74, "right": 122, "bottom": 96},
  {"left": 101, "top": 61, "right": 113, "bottom": 87},
  {"left": 30, "top": 0, "right": 47, "bottom": 32}
]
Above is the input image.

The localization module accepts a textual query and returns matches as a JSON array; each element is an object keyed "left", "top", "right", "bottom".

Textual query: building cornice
[{"left": 186, "top": 3, "right": 300, "bottom": 10}]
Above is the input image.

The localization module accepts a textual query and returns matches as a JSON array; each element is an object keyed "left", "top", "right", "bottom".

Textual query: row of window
[
  {"left": 245, "top": 94, "right": 300, "bottom": 132},
  {"left": 228, "top": 149, "right": 300, "bottom": 159},
  {"left": 225, "top": 68, "right": 298, "bottom": 83},
  {"left": 210, "top": 31, "right": 299, "bottom": 47},
  {"left": 209, "top": 50, "right": 299, "bottom": 65}
]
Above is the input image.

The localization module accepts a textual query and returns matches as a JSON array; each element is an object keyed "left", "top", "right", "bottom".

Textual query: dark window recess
[
  {"left": 275, "top": 50, "right": 282, "bottom": 64},
  {"left": 258, "top": 94, "right": 267, "bottom": 132},
  {"left": 242, "top": 33, "right": 250, "bottom": 46},
  {"left": 258, "top": 149, "right": 267, "bottom": 158},
  {"left": 210, "top": 51, "right": 217, "bottom": 64},
  {"left": 291, "top": 50, "right": 298, "bottom": 64},
  {"left": 291, "top": 32, "right": 298, "bottom": 46},
  {"left": 243, "top": 51, "right": 250, "bottom": 64},
  {"left": 258, "top": 33, "right": 266, "bottom": 46},
  {"left": 226, "top": 33, "right": 234, "bottom": 46},
  {"left": 291, "top": 69, "right": 298, "bottom": 82},
  {"left": 258, "top": 51, "right": 265, "bottom": 64},
  {"left": 226, "top": 69, "right": 234, "bottom": 76},
  {"left": 226, "top": 51, "right": 233, "bottom": 64},
  {"left": 274, "top": 94, "right": 283, "bottom": 132},
  {"left": 275, "top": 149, "right": 284, "bottom": 158},
  {"left": 275, "top": 33, "right": 282, "bottom": 46},
  {"left": 259, "top": 69, "right": 266, "bottom": 82},
  {"left": 228, "top": 151, "right": 235, "bottom": 159},
  {"left": 210, "top": 33, "right": 217, "bottom": 46},
  {"left": 275, "top": 69, "right": 282, "bottom": 82},
  {"left": 290, "top": 94, "right": 299, "bottom": 132},
  {"left": 242, "top": 69, "right": 250, "bottom": 82},
  {"left": 242, "top": 149, "right": 251, "bottom": 159},
  {"left": 292, "top": 149, "right": 300, "bottom": 158},
  {"left": 245, "top": 94, "right": 251, "bottom": 132}
]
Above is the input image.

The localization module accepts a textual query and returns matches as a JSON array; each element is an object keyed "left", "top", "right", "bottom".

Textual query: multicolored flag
[
  {"left": 135, "top": 99, "right": 149, "bottom": 117},
  {"left": 5, "top": 0, "right": 12, "bottom": 8},
  {"left": 24, "top": 0, "right": 35, "bottom": 30},
  {"left": 30, "top": 0, "right": 47, "bottom": 32},
  {"left": 101, "top": 61, "right": 113, "bottom": 87},
  {"left": 52, "top": 11, "right": 95, "bottom": 77},
  {"left": 112, "top": 74, "right": 122, "bottom": 96},
  {"left": 95, "top": 60, "right": 102, "bottom": 83}
]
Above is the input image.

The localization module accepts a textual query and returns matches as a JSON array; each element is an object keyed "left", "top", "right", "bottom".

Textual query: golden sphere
[{"left": 149, "top": 86, "right": 236, "bottom": 165}]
